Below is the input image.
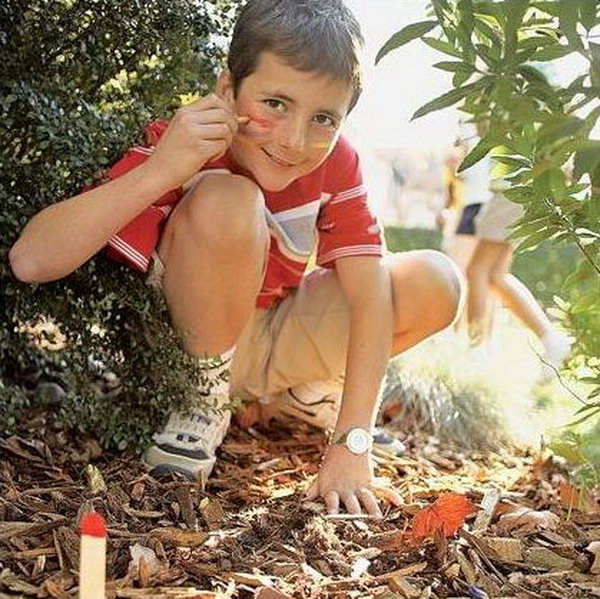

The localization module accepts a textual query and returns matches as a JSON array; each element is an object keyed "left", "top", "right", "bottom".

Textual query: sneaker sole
[{"left": 143, "top": 445, "right": 216, "bottom": 480}]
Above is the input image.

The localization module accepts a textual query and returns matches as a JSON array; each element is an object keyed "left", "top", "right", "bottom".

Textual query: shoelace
[{"left": 155, "top": 409, "right": 229, "bottom": 451}]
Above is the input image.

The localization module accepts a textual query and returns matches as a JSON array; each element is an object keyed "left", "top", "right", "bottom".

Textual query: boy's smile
[{"left": 218, "top": 52, "right": 354, "bottom": 191}]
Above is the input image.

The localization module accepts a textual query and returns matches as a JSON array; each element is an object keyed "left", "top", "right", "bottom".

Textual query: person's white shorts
[{"left": 475, "top": 191, "right": 524, "bottom": 243}]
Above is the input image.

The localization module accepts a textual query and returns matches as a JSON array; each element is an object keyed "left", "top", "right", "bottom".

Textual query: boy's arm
[
  {"left": 305, "top": 255, "right": 401, "bottom": 517},
  {"left": 9, "top": 95, "right": 238, "bottom": 283}
]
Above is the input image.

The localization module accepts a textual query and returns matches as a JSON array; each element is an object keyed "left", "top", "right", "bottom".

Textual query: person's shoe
[
  {"left": 144, "top": 350, "right": 234, "bottom": 480},
  {"left": 143, "top": 407, "right": 231, "bottom": 480},
  {"left": 539, "top": 331, "right": 572, "bottom": 381},
  {"left": 276, "top": 381, "right": 342, "bottom": 429},
  {"left": 372, "top": 427, "right": 406, "bottom": 457}
]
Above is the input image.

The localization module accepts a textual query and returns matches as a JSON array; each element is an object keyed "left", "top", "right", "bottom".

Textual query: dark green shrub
[{"left": 1, "top": 0, "right": 239, "bottom": 449}]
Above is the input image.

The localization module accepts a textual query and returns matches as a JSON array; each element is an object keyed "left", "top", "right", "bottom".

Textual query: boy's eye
[
  {"left": 263, "top": 98, "right": 286, "bottom": 111},
  {"left": 314, "top": 113, "right": 336, "bottom": 128}
]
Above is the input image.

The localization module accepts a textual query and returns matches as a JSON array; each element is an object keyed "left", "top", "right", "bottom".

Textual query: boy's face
[{"left": 218, "top": 52, "right": 354, "bottom": 192}]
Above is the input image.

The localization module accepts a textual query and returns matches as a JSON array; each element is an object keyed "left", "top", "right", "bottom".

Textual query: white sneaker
[
  {"left": 539, "top": 331, "right": 572, "bottom": 381},
  {"left": 143, "top": 352, "right": 233, "bottom": 480},
  {"left": 143, "top": 407, "right": 230, "bottom": 479}
]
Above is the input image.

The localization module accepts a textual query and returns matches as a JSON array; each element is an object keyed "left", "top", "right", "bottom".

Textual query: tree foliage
[
  {"left": 378, "top": 0, "right": 600, "bottom": 425},
  {"left": 1, "top": 0, "right": 239, "bottom": 449}
]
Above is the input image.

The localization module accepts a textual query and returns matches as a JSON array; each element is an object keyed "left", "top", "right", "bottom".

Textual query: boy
[{"left": 9, "top": 0, "right": 461, "bottom": 518}]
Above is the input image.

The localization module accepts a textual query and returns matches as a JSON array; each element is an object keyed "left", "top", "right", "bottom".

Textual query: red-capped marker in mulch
[{"left": 79, "top": 512, "right": 107, "bottom": 599}]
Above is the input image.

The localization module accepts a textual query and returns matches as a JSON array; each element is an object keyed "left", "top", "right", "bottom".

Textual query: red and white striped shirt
[{"left": 101, "top": 120, "right": 383, "bottom": 309}]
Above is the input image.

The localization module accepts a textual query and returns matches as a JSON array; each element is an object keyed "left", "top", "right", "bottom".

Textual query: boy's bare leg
[
  {"left": 388, "top": 250, "right": 461, "bottom": 355},
  {"left": 157, "top": 174, "right": 269, "bottom": 356},
  {"left": 238, "top": 250, "right": 462, "bottom": 427}
]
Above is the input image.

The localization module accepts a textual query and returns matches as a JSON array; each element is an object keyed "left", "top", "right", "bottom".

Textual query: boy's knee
[
  {"left": 390, "top": 249, "right": 463, "bottom": 331},
  {"left": 180, "top": 174, "right": 267, "bottom": 244},
  {"left": 419, "top": 250, "right": 463, "bottom": 327}
]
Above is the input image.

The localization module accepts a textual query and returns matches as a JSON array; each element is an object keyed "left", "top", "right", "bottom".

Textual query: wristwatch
[{"left": 331, "top": 427, "right": 372, "bottom": 455}]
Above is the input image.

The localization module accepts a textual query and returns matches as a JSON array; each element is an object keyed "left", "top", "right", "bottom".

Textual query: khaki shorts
[
  {"left": 148, "top": 255, "right": 350, "bottom": 401},
  {"left": 475, "top": 191, "right": 524, "bottom": 243}
]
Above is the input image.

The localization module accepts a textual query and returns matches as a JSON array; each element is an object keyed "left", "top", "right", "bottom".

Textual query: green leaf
[
  {"left": 567, "top": 408, "right": 600, "bottom": 428},
  {"left": 475, "top": 43, "right": 500, "bottom": 69},
  {"left": 458, "top": 135, "right": 493, "bottom": 172},
  {"left": 375, "top": 21, "right": 438, "bottom": 64},
  {"left": 531, "top": 43, "right": 573, "bottom": 61},
  {"left": 579, "top": 0, "right": 598, "bottom": 31},
  {"left": 502, "top": 0, "right": 530, "bottom": 62},
  {"left": 516, "top": 227, "right": 555, "bottom": 252},
  {"left": 504, "top": 185, "right": 533, "bottom": 203},
  {"left": 589, "top": 42, "right": 600, "bottom": 90},
  {"left": 558, "top": 0, "right": 584, "bottom": 51},
  {"left": 411, "top": 78, "right": 489, "bottom": 120},
  {"left": 573, "top": 141, "right": 600, "bottom": 181},
  {"left": 432, "top": 60, "right": 476, "bottom": 73},
  {"left": 457, "top": 0, "right": 476, "bottom": 62},
  {"left": 422, "top": 36, "right": 463, "bottom": 58}
]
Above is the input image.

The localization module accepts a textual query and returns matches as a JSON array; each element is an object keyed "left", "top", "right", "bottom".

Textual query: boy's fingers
[
  {"left": 325, "top": 491, "right": 340, "bottom": 515},
  {"left": 193, "top": 123, "right": 233, "bottom": 141},
  {"left": 189, "top": 109, "right": 238, "bottom": 133},
  {"left": 340, "top": 493, "right": 362, "bottom": 516},
  {"left": 358, "top": 488, "right": 383, "bottom": 519},
  {"left": 184, "top": 93, "right": 227, "bottom": 112}
]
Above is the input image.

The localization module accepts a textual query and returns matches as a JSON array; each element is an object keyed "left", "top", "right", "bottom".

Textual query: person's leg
[
  {"left": 236, "top": 250, "right": 462, "bottom": 442},
  {"left": 465, "top": 239, "right": 506, "bottom": 345},
  {"left": 144, "top": 173, "right": 270, "bottom": 479},
  {"left": 446, "top": 233, "right": 477, "bottom": 275},
  {"left": 388, "top": 249, "right": 463, "bottom": 355},
  {"left": 488, "top": 247, "right": 552, "bottom": 339},
  {"left": 158, "top": 173, "right": 269, "bottom": 355},
  {"left": 487, "top": 244, "right": 572, "bottom": 375}
]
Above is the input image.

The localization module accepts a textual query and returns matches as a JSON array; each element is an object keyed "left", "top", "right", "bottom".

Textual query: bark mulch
[{"left": 1, "top": 415, "right": 599, "bottom": 599}]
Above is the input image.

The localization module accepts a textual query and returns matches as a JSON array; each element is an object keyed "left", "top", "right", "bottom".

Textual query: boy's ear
[{"left": 216, "top": 70, "right": 236, "bottom": 107}]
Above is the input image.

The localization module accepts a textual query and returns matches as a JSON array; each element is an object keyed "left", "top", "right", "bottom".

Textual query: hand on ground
[{"left": 305, "top": 445, "right": 403, "bottom": 518}]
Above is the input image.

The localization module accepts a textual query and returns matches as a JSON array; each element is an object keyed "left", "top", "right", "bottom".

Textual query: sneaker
[
  {"left": 143, "top": 350, "right": 233, "bottom": 480},
  {"left": 143, "top": 407, "right": 231, "bottom": 480},
  {"left": 539, "top": 331, "right": 572, "bottom": 381},
  {"left": 372, "top": 427, "right": 406, "bottom": 457},
  {"left": 276, "top": 381, "right": 342, "bottom": 429}
]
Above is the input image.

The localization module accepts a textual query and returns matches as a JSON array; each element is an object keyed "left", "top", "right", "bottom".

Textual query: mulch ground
[{"left": 1, "top": 413, "right": 599, "bottom": 599}]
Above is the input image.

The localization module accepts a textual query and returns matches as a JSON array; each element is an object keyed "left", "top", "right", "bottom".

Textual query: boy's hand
[
  {"left": 144, "top": 94, "right": 240, "bottom": 190},
  {"left": 305, "top": 446, "right": 403, "bottom": 518}
]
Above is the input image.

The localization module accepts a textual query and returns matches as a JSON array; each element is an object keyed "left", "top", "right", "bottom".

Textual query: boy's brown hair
[{"left": 227, "top": 0, "right": 364, "bottom": 112}]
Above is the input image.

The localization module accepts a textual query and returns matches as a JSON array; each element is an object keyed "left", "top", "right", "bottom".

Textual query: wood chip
[
  {"left": 175, "top": 486, "right": 196, "bottom": 528},
  {"left": 387, "top": 575, "right": 421, "bottom": 598},
  {"left": 373, "top": 562, "right": 427, "bottom": 581},
  {"left": 497, "top": 508, "right": 560, "bottom": 534},
  {"left": 525, "top": 547, "right": 575, "bottom": 571},
  {"left": 84, "top": 463, "right": 106, "bottom": 494},
  {"left": 199, "top": 497, "right": 224, "bottom": 530},
  {"left": 254, "top": 588, "right": 293, "bottom": 599},
  {"left": 150, "top": 528, "right": 209, "bottom": 548},
  {"left": 474, "top": 488, "right": 501, "bottom": 531},
  {"left": 588, "top": 541, "right": 600, "bottom": 574},
  {"left": 481, "top": 537, "right": 524, "bottom": 563}
]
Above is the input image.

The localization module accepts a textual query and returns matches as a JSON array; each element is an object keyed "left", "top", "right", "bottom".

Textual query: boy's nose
[{"left": 280, "top": 118, "right": 307, "bottom": 155}]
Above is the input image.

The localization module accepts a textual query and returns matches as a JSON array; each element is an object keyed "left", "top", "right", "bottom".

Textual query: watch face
[{"left": 346, "top": 428, "right": 371, "bottom": 454}]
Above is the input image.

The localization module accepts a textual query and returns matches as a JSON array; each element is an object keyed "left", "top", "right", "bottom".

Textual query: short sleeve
[
  {"left": 316, "top": 138, "right": 383, "bottom": 268},
  {"left": 85, "top": 120, "right": 183, "bottom": 272}
]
